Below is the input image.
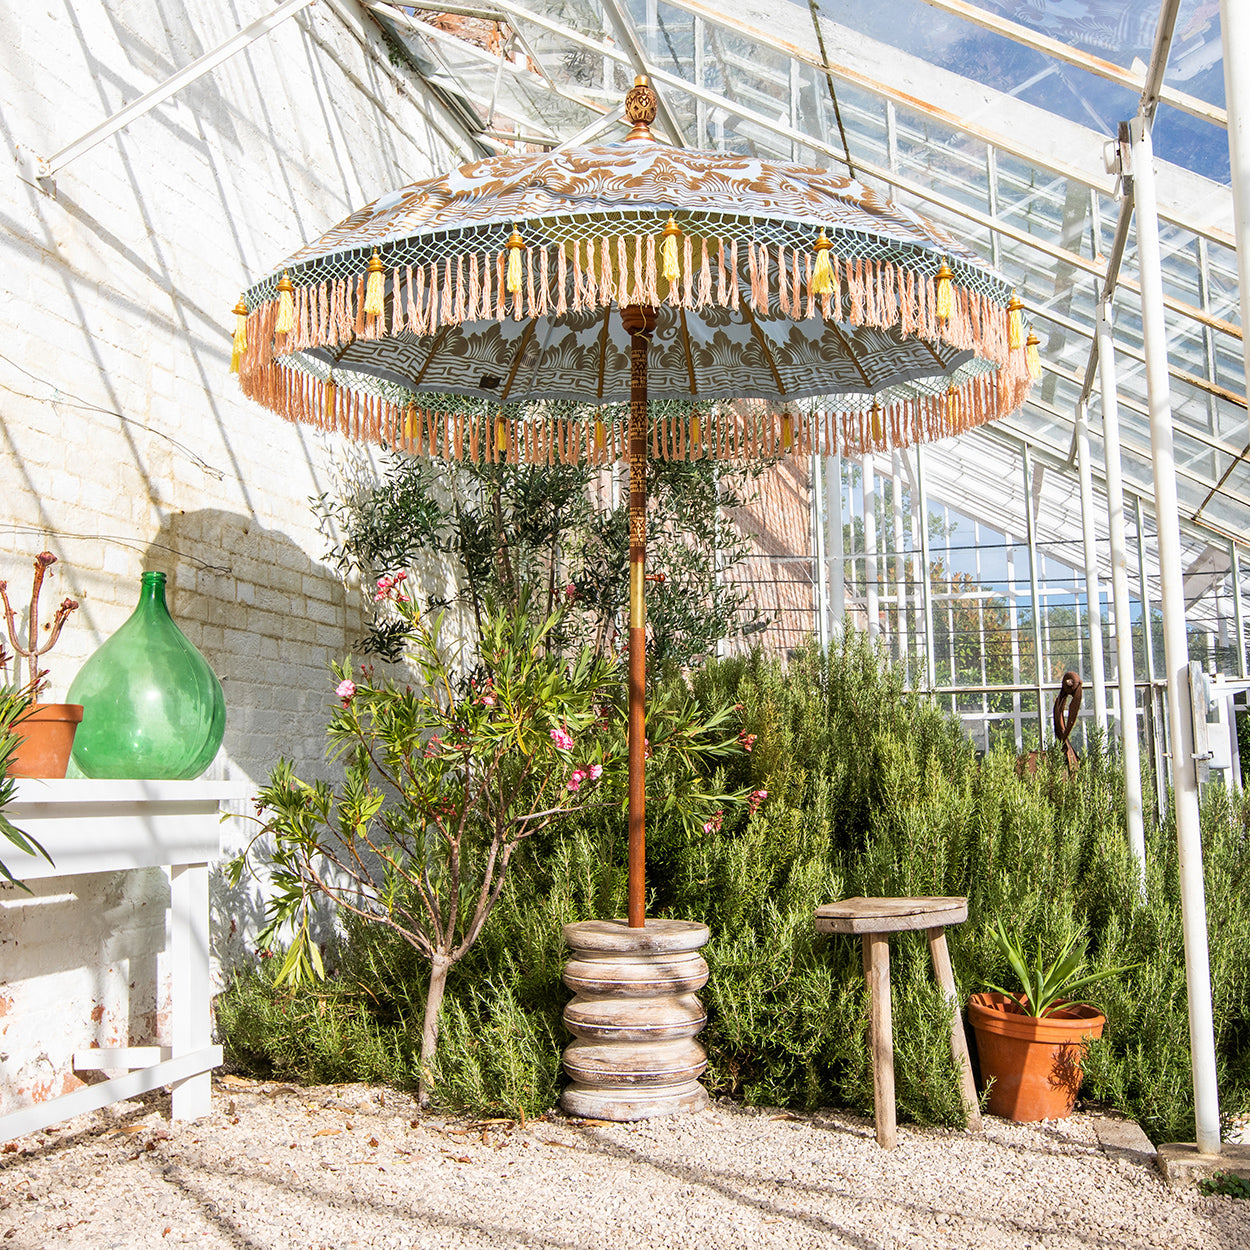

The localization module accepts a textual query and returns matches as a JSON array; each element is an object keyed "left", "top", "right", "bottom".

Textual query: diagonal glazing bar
[{"left": 29, "top": 0, "right": 316, "bottom": 181}]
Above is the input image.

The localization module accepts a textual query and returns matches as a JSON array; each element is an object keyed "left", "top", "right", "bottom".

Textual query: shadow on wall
[
  {"left": 141, "top": 507, "right": 363, "bottom": 780},
  {"left": 141, "top": 509, "right": 360, "bottom": 978}
]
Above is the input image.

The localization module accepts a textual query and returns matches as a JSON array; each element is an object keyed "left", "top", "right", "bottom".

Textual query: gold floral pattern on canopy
[{"left": 235, "top": 137, "right": 1034, "bottom": 462}]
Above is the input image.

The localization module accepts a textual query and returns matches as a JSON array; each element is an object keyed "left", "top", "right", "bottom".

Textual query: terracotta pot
[
  {"left": 8, "top": 703, "right": 85, "bottom": 779},
  {"left": 968, "top": 991, "right": 1104, "bottom": 1122}
]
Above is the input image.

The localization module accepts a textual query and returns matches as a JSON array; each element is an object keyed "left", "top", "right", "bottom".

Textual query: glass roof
[
  {"left": 374, "top": 0, "right": 1245, "bottom": 632},
  {"left": 815, "top": 1, "right": 1230, "bottom": 181}
]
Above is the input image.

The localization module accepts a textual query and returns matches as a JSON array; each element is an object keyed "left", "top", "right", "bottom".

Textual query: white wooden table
[{"left": 0, "top": 779, "right": 246, "bottom": 1140}]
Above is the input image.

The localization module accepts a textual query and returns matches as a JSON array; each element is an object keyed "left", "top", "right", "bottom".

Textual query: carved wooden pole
[{"left": 622, "top": 303, "right": 656, "bottom": 928}]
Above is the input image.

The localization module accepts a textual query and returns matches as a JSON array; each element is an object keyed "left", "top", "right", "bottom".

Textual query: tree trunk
[{"left": 418, "top": 953, "right": 453, "bottom": 1110}]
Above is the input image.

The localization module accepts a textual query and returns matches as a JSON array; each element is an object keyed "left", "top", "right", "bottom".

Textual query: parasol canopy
[{"left": 234, "top": 84, "right": 1034, "bottom": 463}]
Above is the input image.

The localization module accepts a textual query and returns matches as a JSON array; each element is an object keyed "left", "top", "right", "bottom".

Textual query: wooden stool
[{"left": 814, "top": 896, "right": 982, "bottom": 1148}]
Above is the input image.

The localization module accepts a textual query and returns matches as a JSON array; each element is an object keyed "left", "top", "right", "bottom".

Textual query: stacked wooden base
[{"left": 561, "top": 919, "right": 710, "bottom": 1121}]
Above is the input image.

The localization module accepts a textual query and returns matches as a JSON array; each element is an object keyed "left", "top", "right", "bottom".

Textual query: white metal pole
[
  {"left": 1096, "top": 300, "right": 1147, "bottom": 879},
  {"left": 1221, "top": 0, "right": 1250, "bottom": 443},
  {"left": 1232, "top": 542, "right": 1248, "bottom": 680},
  {"left": 1136, "top": 495, "right": 1169, "bottom": 817},
  {"left": 826, "top": 453, "right": 845, "bottom": 632},
  {"left": 862, "top": 455, "right": 880, "bottom": 639},
  {"left": 892, "top": 450, "right": 910, "bottom": 682},
  {"left": 812, "top": 451, "right": 829, "bottom": 648},
  {"left": 1075, "top": 401, "right": 1108, "bottom": 734},
  {"left": 1022, "top": 446, "right": 1047, "bottom": 745},
  {"left": 916, "top": 446, "right": 937, "bottom": 691},
  {"left": 1131, "top": 112, "right": 1221, "bottom": 1155}
]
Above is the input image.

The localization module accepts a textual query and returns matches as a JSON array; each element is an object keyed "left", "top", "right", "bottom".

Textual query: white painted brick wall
[{"left": 0, "top": 0, "right": 468, "bottom": 1116}]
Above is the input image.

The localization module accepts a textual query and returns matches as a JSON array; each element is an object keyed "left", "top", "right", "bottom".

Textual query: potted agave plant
[
  {"left": 0, "top": 552, "right": 81, "bottom": 778},
  {"left": 968, "top": 918, "right": 1133, "bottom": 1123}
]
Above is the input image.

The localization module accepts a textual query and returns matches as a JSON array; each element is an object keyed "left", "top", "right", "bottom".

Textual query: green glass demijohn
[{"left": 68, "top": 571, "right": 226, "bottom": 779}]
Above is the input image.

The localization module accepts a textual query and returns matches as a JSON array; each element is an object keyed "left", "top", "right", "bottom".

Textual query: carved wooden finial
[{"left": 623, "top": 75, "right": 658, "bottom": 143}]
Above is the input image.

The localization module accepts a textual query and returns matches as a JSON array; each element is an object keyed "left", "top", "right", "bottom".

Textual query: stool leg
[
  {"left": 927, "top": 925, "right": 983, "bottom": 1133},
  {"left": 864, "top": 932, "right": 896, "bottom": 1149}
]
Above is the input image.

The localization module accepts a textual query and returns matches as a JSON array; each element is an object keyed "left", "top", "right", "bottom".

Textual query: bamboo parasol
[{"left": 234, "top": 78, "right": 1035, "bottom": 929}]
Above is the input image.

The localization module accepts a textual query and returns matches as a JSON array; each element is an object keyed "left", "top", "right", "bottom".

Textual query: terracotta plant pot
[
  {"left": 8, "top": 703, "right": 85, "bottom": 779},
  {"left": 967, "top": 991, "right": 1104, "bottom": 1122}
]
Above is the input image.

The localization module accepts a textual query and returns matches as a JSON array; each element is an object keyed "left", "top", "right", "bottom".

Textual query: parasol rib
[
  {"left": 500, "top": 319, "right": 538, "bottom": 402},
  {"left": 920, "top": 338, "right": 952, "bottom": 372},
  {"left": 739, "top": 300, "right": 787, "bottom": 396},
  {"left": 595, "top": 305, "right": 612, "bottom": 400},
  {"left": 413, "top": 325, "right": 452, "bottom": 388},
  {"left": 677, "top": 306, "right": 698, "bottom": 395},
  {"left": 827, "top": 322, "right": 875, "bottom": 391}
]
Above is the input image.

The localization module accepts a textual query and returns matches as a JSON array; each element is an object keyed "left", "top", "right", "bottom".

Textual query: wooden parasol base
[{"left": 560, "top": 918, "right": 711, "bottom": 1120}]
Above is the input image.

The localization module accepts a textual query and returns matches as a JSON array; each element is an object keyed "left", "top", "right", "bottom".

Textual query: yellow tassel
[
  {"left": 935, "top": 259, "right": 953, "bottom": 322},
  {"left": 230, "top": 298, "right": 248, "bottom": 373},
  {"left": 661, "top": 215, "right": 681, "bottom": 284},
  {"left": 691, "top": 413, "right": 701, "bottom": 444},
  {"left": 781, "top": 413, "right": 794, "bottom": 450},
  {"left": 275, "top": 272, "right": 295, "bottom": 335},
  {"left": 506, "top": 226, "right": 525, "bottom": 294},
  {"left": 811, "top": 229, "right": 834, "bottom": 295},
  {"left": 1008, "top": 292, "right": 1024, "bottom": 350},
  {"left": 870, "top": 401, "right": 883, "bottom": 444},
  {"left": 496, "top": 414, "right": 508, "bottom": 452},
  {"left": 364, "top": 250, "right": 385, "bottom": 317},
  {"left": 1026, "top": 331, "right": 1041, "bottom": 380},
  {"left": 594, "top": 419, "right": 605, "bottom": 455}
]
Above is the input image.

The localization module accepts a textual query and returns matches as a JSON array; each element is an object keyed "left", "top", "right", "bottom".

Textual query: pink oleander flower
[
  {"left": 589, "top": 764, "right": 603, "bottom": 781},
  {"left": 550, "top": 726, "right": 574, "bottom": 751},
  {"left": 336, "top": 679, "right": 357, "bottom": 703},
  {"left": 738, "top": 731, "right": 757, "bottom": 752},
  {"left": 565, "top": 582, "right": 578, "bottom": 601},
  {"left": 567, "top": 769, "right": 586, "bottom": 793},
  {"left": 749, "top": 788, "right": 768, "bottom": 814},
  {"left": 481, "top": 693, "right": 496, "bottom": 707},
  {"left": 703, "top": 811, "right": 723, "bottom": 834},
  {"left": 373, "top": 571, "right": 408, "bottom": 602}
]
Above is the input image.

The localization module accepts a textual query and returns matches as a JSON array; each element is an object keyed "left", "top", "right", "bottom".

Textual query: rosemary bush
[{"left": 219, "top": 629, "right": 1250, "bottom": 1141}]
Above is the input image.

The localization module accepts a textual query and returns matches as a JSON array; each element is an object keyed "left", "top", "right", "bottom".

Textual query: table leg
[
  {"left": 927, "top": 925, "right": 982, "bottom": 1132},
  {"left": 170, "top": 862, "right": 212, "bottom": 1121},
  {"left": 863, "top": 932, "right": 896, "bottom": 1149}
]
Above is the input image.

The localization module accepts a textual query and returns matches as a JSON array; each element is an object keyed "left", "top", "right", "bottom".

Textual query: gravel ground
[{"left": 0, "top": 1076, "right": 1246, "bottom": 1249}]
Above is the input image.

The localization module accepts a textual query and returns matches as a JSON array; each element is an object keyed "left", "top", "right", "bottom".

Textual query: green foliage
[
  {"left": 314, "top": 439, "right": 769, "bottom": 665},
  {"left": 0, "top": 677, "right": 54, "bottom": 889},
  {"left": 216, "top": 958, "right": 413, "bottom": 1087},
  {"left": 228, "top": 593, "right": 745, "bottom": 1101},
  {"left": 987, "top": 918, "right": 1139, "bottom": 1018},
  {"left": 220, "top": 628, "right": 1250, "bottom": 1142},
  {"left": 1199, "top": 1171, "right": 1250, "bottom": 1199}
]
